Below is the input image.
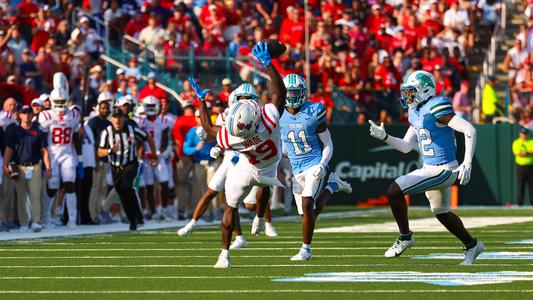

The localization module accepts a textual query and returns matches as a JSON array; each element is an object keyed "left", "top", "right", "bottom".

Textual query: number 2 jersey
[
  {"left": 38, "top": 109, "right": 81, "bottom": 158},
  {"left": 280, "top": 101, "right": 326, "bottom": 175},
  {"left": 408, "top": 96, "right": 456, "bottom": 165},
  {"left": 216, "top": 103, "right": 281, "bottom": 171}
]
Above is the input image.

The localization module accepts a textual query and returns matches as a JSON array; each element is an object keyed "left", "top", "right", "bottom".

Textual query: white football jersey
[
  {"left": 161, "top": 112, "right": 177, "bottom": 128},
  {"left": 0, "top": 110, "right": 17, "bottom": 128},
  {"left": 138, "top": 115, "right": 169, "bottom": 155},
  {"left": 217, "top": 103, "right": 281, "bottom": 170},
  {"left": 39, "top": 109, "right": 81, "bottom": 157}
]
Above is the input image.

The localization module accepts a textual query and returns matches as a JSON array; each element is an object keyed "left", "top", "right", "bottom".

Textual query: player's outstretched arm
[
  {"left": 252, "top": 41, "right": 286, "bottom": 114},
  {"left": 188, "top": 77, "right": 221, "bottom": 140},
  {"left": 438, "top": 114, "right": 477, "bottom": 185},
  {"left": 369, "top": 120, "right": 416, "bottom": 154}
]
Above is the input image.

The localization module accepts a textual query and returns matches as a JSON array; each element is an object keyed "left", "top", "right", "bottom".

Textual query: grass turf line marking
[
  {"left": 0, "top": 276, "right": 283, "bottom": 280},
  {"left": 0, "top": 254, "right": 387, "bottom": 259},
  {"left": 2, "top": 290, "right": 533, "bottom": 294}
]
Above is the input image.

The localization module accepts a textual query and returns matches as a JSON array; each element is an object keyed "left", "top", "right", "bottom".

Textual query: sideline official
[
  {"left": 513, "top": 127, "right": 533, "bottom": 206},
  {"left": 97, "top": 108, "right": 157, "bottom": 230}
]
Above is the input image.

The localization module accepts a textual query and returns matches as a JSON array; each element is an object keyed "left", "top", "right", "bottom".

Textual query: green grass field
[{"left": 2, "top": 207, "right": 533, "bottom": 299}]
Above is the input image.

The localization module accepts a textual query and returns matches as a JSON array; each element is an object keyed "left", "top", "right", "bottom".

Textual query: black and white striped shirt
[{"left": 99, "top": 124, "right": 148, "bottom": 167}]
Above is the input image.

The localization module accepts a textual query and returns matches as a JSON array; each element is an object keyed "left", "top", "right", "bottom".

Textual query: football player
[
  {"left": 159, "top": 98, "right": 177, "bottom": 219},
  {"left": 137, "top": 96, "right": 171, "bottom": 221},
  {"left": 280, "top": 73, "right": 352, "bottom": 261},
  {"left": 177, "top": 86, "right": 279, "bottom": 245},
  {"left": 39, "top": 72, "right": 81, "bottom": 229},
  {"left": 369, "top": 70, "right": 484, "bottom": 265},
  {"left": 191, "top": 41, "right": 286, "bottom": 268}
]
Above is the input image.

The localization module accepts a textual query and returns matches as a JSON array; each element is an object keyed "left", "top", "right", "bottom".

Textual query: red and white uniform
[
  {"left": 161, "top": 112, "right": 177, "bottom": 188},
  {"left": 216, "top": 103, "right": 283, "bottom": 207},
  {"left": 137, "top": 115, "right": 170, "bottom": 185},
  {"left": 38, "top": 109, "right": 81, "bottom": 188},
  {"left": 0, "top": 110, "right": 18, "bottom": 129}
]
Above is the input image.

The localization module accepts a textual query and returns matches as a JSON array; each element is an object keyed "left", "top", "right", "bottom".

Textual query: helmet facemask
[{"left": 285, "top": 88, "right": 306, "bottom": 109}]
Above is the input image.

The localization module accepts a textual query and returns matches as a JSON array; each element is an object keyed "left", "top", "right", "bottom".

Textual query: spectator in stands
[
  {"left": 139, "top": 72, "right": 166, "bottom": 101},
  {"left": 453, "top": 80, "right": 473, "bottom": 120},
  {"left": 30, "top": 98, "right": 43, "bottom": 117},
  {"left": 310, "top": 83, "right": 334, "bottom": 124},
  {"left": 280, "top": 6, "right": 304, "bottom": 48},
  {"left": 482, "top": 75, "right": 503, "bottom": 123},
  {"left": 504, "top": 38, "right": 529, "bottom": 87},
  {"left": 218, "top": 78, "right": 232, "bottom": 104},
  {"left": 7, "top": 28, "right": 27, "bottom": 65},
  {"left": 17, "top": 0, "right": 38, "bottom": 45},
  {"left": 139, "top": 15, "right": 165, "bottom": 50},
  {"left": 22, "top": 78, "right": 39, "bottom": 106}
]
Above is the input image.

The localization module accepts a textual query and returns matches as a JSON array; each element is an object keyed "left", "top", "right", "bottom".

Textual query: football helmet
[
  {"left": 283, "top": 74, "right": 307, "bottom": 109},
  {"left": 142, "top": 96, "right": 160, "bottom": 116},
  {"left": 49, "top": 88, "right": 68, "bottom": 112},
  {"left": 400, "top": 70, "right": 436, "bottom": 108},
  {"left": 53, "top": 72, "right": 69, "bottom": 95},
  {"left": 233, "top": 83, "right": 259, "bottom": 101},
  {"left": 226, "top": 100, "right": 260, "bottom": 138},
  {"left": 227, "top": 90, "right": 237, "bottom": 107}
]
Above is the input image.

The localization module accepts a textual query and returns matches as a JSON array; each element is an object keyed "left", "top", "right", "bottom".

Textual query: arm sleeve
[
  {"left": 182, "top": 128, "right": 197, "bottom": 156},
  {"left": 318, "top": 129, "right": 333, "bottom": 166},
  {"left": 447, "top": 115, "right": 477, "bottom": 164},
  {"left": 384, "top": 126, "right": 417, "bottom": 154},
  {"left": 99, "top": 128, "right": 109, "bottom": 149},
  {"left": 429, "top": 98, "right": 454, "bottom": 118},
  {"left": 134, "top": 127, "right": 148, "bottom": 142},
  {"left": 316, "top": 103, "right": 326, "bottom": 125}
]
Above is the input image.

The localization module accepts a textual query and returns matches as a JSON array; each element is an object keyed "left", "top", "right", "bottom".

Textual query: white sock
[
  {"left": 43, "top": 194, "right": 54, "bottom": 222},
  {"left": 65, "top": 193, "right": 77, "bottom": 225},
  {"left": 302, "top": 243, "right": 311, "bottom": 251},
  {"left": 235, "top": 235, "right": 244, "bottom": 241},
  {"left": 55, "top": 196, "right": 64, "bottom": 216},
  {"left": 221, "top": 249, "right": 229, "bottom": 257},
  {"left": 190, "top": 219, "right": 197, "bottom": 226},
  {"left": 265, "top": 222, "right": 273, "bottom": 228},
  {"left": 156, "top": 206, "right": 162, "bottom": 215}
]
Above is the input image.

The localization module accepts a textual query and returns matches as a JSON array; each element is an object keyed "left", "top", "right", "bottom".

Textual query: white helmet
[
  {"left": 400, "top": 70, "right": 436, "bottom": 108},
  {"left": 142, "top": 96, "right": 160, "bottom": 116},
  {"left": 134, "top": 104, "right": 145, "bottom": 117},
  {"left": 50, "top": 88, "right": 68, "bottom": 112},
  {"left": 227, "top": 90, "right": 237, "bottom": 107},
  {"left": 97, "top": 91, "right": 113, "bottom": 104},
  {"left": 283, "top": 74, "right": 307, "bottom": 109},
  {"left": 233, "top": 83, "right": 258, "bottom": 101},
  {"left": 53, "top": 72, "right": 69, "bottom": 95},
  {"left": 226, "top": 100, "right": 260, "bottom": 138}
]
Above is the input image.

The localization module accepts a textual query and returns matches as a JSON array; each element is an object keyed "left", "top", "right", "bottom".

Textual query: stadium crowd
[{"left": 0, "top": 0, "right": 504, "bottom": 232}]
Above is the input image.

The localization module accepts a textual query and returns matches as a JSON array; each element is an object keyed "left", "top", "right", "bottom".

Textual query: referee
[{"left": 97, "top": 107, "right": 158, "bottom": 230}]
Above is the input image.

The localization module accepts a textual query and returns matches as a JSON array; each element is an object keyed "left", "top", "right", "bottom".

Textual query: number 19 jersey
[
  {"left": 408, "top": 96, "right": 457, "bottom": 166},
  {"left": 216, "top": 103, "right": 281, "bottom": 171},
  {"left": 38, "top": 109, "right": 81, "bottom": 158},
  {"left": 280, "top": 101, "right": 326, "bottom": 174}
]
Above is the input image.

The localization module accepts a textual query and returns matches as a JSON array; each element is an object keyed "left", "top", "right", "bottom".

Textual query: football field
[{"left": 2, "top": 207, "right": 533, "bottom": 299}]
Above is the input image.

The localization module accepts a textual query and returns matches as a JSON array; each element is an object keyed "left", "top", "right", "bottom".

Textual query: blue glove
[
  {"left": 252, "top": 41, "right": 271, "bottom": 68},
  {"left": 187, "top": 76, "right": 210, "bottom": 101}
]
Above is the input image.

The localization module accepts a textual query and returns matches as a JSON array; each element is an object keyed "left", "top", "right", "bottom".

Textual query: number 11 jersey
[{"left": 280, "top": 101, "right": 326, "bottom": 175}]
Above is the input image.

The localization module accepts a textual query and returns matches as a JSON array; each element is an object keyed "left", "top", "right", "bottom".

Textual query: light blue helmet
[
  {"left": 283, "top": 74, "right": 307, "bottom": 109},
  {"left": 233, "top": 83, "right": 259, "bottom": 102}
]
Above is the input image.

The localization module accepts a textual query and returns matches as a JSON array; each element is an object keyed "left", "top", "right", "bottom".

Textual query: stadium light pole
[{"left": 304, "top": 0, "right": 311, "bottom": 97}]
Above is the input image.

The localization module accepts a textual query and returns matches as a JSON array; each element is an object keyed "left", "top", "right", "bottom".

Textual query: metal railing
[{"left": 474, "top": 1, "right": 508, "bottom": 123}]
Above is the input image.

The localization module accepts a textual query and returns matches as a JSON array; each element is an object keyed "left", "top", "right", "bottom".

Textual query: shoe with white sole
[
  {"left": 229, "top": 237, "right": 248, "bottom": 249},
  {"left": 384, "top": 236, "right": 415, "bottom": 258},
  {"left": 265, "top": 222, "right": 278, "bottom": 237},
  {"left": 460, "top": 240, "right": 484, "bottom": 266},
  {"left": 213, "top": 252, "right": 231, "bottom": 268},
  {"left": 290, "top": 248, "right": 312, "bottom": 261},
  {"left": 251, "top": 216, "right": 265, "bottom": 235},
  {"left": 31, "top": 223, "right": 42, "bottom": 233},
  {"left": 177, "top": 221, "right": 196, "bottom": 236},
  {"left": 67, "top": 221, "right": 77, "bottom": 230},
  {"left": 328, "top": 172, "right": 352, "bottom": 193}
]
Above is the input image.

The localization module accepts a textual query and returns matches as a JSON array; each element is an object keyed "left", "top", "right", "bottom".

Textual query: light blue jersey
[
  {"left": 280, "top": 101, "right": 326, "bottom": 174},
  {"left": 408, "top": 96, "right": 457, "bottom": 165}
]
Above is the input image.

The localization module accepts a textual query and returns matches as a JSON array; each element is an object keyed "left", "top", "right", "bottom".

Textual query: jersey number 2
[
  {"left": 52, "top": 127, "right": 72, "bottom": 144},
  {"left": 287, "top": 130, "right": 311, "bottom": 155},
  {"left": 243, "top": 140, "right": 277, "bottom": 165},
  {"left": 418, "top": 128, "right": 435, "bottom": 156}
]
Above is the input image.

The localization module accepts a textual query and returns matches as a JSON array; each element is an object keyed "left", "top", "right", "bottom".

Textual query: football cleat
[
  {"left": 31, "top": 223, "right": 42, "bottom": 233},
  {"left": 328, "top": 172, "right": 352, "bottom": 194},
  {"left": 177, "top": 221, "right": 196, "bottom": 236},
  {"left": 290, "top": 248, "right": 312, "bottom": 261},
  {"left": 251, "top": 216, "right": 265, "bottom": 235},
  {"left": 265, "top": 222, "right": 278, "bottom": 237},
  {"left": 460, "top": 241, "right": 484, "bottom": 266},
  {"left": 384, "top": 236, "right": 415, "bottom": 258},
  {"left": 229, "top": 237, "right": 248, "bottom": 249},
  {"left": 213, "top": 252, "right": 231, "bottom": 269}
]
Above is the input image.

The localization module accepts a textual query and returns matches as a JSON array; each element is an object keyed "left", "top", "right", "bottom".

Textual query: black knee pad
[{"left": 63, "top": 182, "right": 75, "bottom": 193}]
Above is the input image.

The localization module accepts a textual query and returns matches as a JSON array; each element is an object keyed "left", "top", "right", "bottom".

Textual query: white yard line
[
  {"left": 0, "top": 289, "right": 533, "bottom": 294},
  {"left": 0, "top": 254, "right": 387, "bottom": 259},
  {"left": 1, "top": 246, "right": 520, "bottom": 251}
]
